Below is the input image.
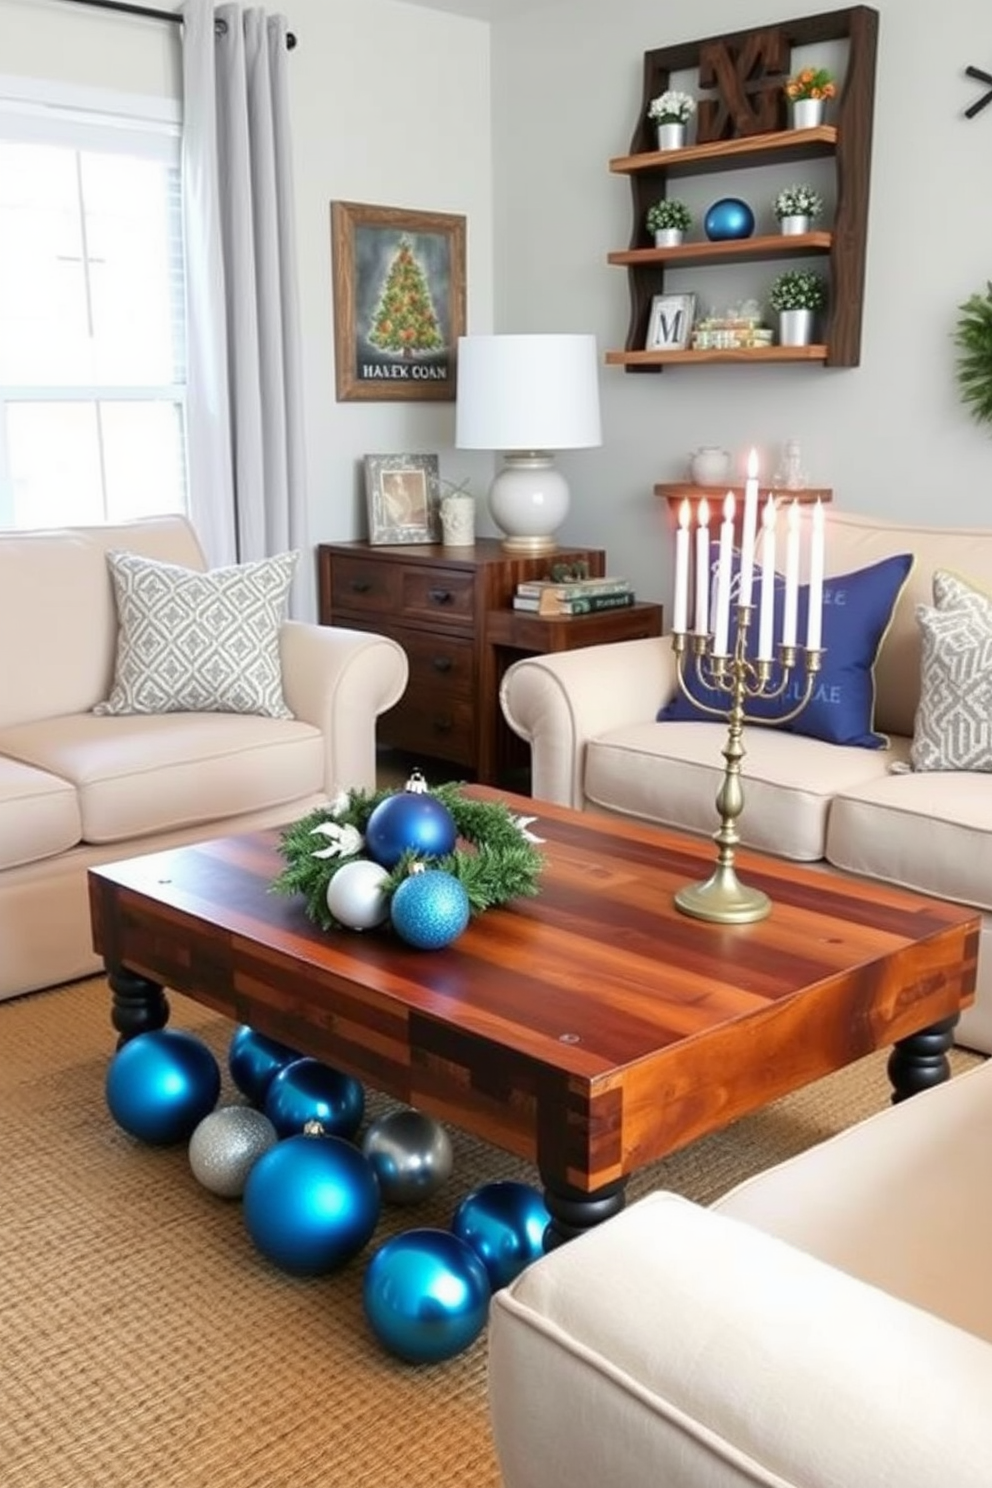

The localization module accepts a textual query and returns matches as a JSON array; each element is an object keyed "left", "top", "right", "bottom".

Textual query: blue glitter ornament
[
  {"left": 106, "top": 1029, "right": 220, "bottom": 1146},
  {"left": 263, "top": 1056, "right": 365, "bottom": 1139},
  {"left": 704, "top": 197, "right": 755, "bottom": 241},
  {"left": 363, "top": 1228, "right": 491, "bottom": 1363},
  {"left": 390, "top": 870, "right": 470, "bottom": 950},
  {"left": 243, "top": 1125, "right": 381, "bottom": 1275},
  {"left": 364, "top": 772, "right": 458, "bottom": 869},
  {"left": 228, "top": 1024, "right": 300, "bottom": 1106},
  {"left": 451, "top": 1180, "right": 550, "bottom": 1290}
]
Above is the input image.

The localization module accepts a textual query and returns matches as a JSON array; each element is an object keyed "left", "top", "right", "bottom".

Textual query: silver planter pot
[
  {"left": 779, "top": 214, "right": 811, "bottom": 236},
  {"left": 655, "top": 122, "right": 686, "bottom": 150},
  {"left": 779, "top": 308, "right": 816, "bottom": 346},
  {"left": 653, "top": 227, "right": 684, "bottom": 247}
]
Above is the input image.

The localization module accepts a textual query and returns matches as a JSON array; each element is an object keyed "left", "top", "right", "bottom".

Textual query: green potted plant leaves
[
  {"left": 769, "top": 270, "right": 827, "bottom": 347},
  {"left": 773, "top": 183, "right": 824, "bottom": 235},
  {"left": 646, "top": 198, "right": 693, "bottom": 247},
  {"left": 954, "top": 283, "right": 992, "bottom": 430}
]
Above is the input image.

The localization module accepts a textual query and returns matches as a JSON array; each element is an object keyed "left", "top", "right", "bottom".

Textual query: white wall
[
  {"left": 0, "top": 0, "right": 496, "bottom": 617},
  {"left": 489, "top": 0, "right": 992, "bottom": 606}
]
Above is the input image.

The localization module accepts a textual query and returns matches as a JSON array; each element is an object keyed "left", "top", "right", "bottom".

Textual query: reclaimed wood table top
[{"left": 89, "top": 788, "right": 979, "bottom": 1200}]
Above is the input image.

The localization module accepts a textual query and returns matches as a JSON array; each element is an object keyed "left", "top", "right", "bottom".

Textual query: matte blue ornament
[
  {"left": 390, "top": 870, "right": 471, "bottom": 951},
  {"left": 106, "top": 1029, "right": 220, "bottom": 1146},
  {"left": 451, "top": 1180, "right": 550, "bottom": 1290},
  {"left": 243, "top": 1126, "right": 381, "bottom": 1275},
  {"left": 364, "top": 774, "right": 458, "bottom": 869},
  {"left": 263, "top": 1056, "right": 365, "bottom": 1139},
  {"left": 228, "top": 1024, "right": 300, "bottom": 1106},
  {"left": 704, "top": 197, "right": 755, "bottom": 241},
  {"left": 363, "top": 1228, "right": 491, "bottom": 1363}
]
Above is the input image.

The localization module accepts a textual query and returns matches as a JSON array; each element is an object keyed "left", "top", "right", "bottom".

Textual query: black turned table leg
[
  {"left": 107, "top": 965, "right": 170, "bottom": 1048},
  {"left": 540, "top": 1172, "right": 626, "bottom": 1250},
  {"left": 887, "top": 1014, "right": 958, "bottom": 1104}
]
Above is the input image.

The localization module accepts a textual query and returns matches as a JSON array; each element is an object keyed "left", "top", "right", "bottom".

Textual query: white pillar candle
[
  {"left": 739, "top": 447, "right": 759, "bottom": 609},
  {"left": 673, "top": 499, "right": 691, "bottom": 632},
  {"left": 694, "top": 498, "right": 710, "bottom": 635},
  {"left": 807, "top": 499, "right": 825, "bottom": 650},
  {"left": 757, "top": 496, "right": 777, "bottom": 662},
  {"left": 783, "top": 501, "right": 800, "bottom": 647},
  {"left": 713, "top": 492, "right": 735, "bottom": 656}
]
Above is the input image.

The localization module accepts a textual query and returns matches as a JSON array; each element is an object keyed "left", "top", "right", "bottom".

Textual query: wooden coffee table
[{"left": 89, "top": 789, "right": 979, "bottom": 1244}]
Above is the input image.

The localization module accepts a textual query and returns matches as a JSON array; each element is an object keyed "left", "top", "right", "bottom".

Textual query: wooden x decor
[
  {"left": 696, "top": 28, "right": 789, "bottom": 141},
  {"left": 965, "top": 65, "right": 992, "bottom": 118}
]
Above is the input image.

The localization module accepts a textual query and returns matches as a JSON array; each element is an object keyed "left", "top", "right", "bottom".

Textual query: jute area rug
[{"left": 1, "top": 977, "right": 980, "bottom": 1488}]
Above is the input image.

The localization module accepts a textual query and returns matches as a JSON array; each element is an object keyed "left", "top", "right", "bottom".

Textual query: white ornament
[{"left": 326, "top": 859, "right": 391, "bottom": 930}]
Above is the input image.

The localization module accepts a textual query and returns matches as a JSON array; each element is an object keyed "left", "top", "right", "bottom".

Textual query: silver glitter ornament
[
  {"left": 188, "top": 1105, "right": 279, "bottom": 1198},
  {"left": 361, "top": 1107, "right": 454, "bottom": 1204}
]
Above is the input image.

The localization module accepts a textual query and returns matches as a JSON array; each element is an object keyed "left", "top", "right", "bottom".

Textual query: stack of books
[{"left": 513, "top": 576, "right": 635, "bottom": 616}]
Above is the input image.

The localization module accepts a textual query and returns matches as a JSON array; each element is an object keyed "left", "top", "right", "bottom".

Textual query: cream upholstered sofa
[
  {"left": 0, "top": 516, "right": 408, "bottom": 1002},
  {"left": 501, "top": 511, "right": 992, "bottom": 1054},
  {"left": 488, "top": 1053, "right": 992, "bottom": 1488}
]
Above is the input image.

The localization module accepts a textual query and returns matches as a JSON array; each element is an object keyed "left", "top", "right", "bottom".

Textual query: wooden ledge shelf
[
  {"left": 609, "top": 125, "right": 838, "bottom": 178},
  {"left": 605, "top": 346, "right": 829, "bottom": 367},
  {"left": 655, "top": 482, "right": 833, "bottom": 505},
  {"left": 608, "top": 232, "right": 832, "bottom": 269}
]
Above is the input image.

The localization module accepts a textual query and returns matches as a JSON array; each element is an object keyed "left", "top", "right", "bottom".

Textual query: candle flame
[
  {"left": 747, "top": 447, "right": 759, "bottom": 478},
  {"left": 723, "top": 492, "right": 735, "bottom": 520},
  {"left": 698, "top": 498, "right": 710, "bottom": 527},
  {"left": 678, "top": 498, "right": 691, "bottom": 529}
]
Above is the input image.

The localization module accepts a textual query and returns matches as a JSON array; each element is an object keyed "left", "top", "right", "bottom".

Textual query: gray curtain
[{"left": 181, "top": 0, "right": 307, "bottom": 605}]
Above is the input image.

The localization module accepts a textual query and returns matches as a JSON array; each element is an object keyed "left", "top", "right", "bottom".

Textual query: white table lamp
[{"left": 455, "top": 333, "right": 602, "bottom": 554}]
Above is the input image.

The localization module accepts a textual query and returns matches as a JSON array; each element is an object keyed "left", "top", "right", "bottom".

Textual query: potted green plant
[
  {"left": 954, "top": 282, "right": 992, "bottom": 430},
  {"left": 773, "top": 183, "right": 824, "bottom": 235},
  {"left": 646, "top": 89, "right": 696, "bottom": 150},
  {"left": 784, "top": 65, "right": 836, "bottom": 128},
  {"left": 769, "top": 270, "right": 827, "bottom": 346},
  {"left": 645, "top": 198, "right": 692, "bottom": 246}
]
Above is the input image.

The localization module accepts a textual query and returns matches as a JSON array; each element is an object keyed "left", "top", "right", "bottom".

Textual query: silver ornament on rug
[
  {"left": 326, "top": 859, "right": 391, "bottom": 930},
  {"left": 188, "top": 1105, "right": 278, "bottom": 1198},
  {"left": 361, "top": 1107, "right": 454, "bottom": 1204}
]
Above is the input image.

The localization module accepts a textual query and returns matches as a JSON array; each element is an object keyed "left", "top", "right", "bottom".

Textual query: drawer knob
[
  {"left": 349, "top": 578, "right": 372, "bottom": 593},
  {"left": 431, "top": 656, "right": 453, "bottom": 673},
  {"left": 433, "top": 717, "right": 454, "bottom": 733},
  {"left": 428, "top": 588, "right": 454, "bottom": 605}
]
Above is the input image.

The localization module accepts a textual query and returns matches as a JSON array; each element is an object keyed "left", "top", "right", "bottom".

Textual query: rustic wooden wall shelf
[{"left": 609, "top": 8, "right": 878, "bottom": 371}]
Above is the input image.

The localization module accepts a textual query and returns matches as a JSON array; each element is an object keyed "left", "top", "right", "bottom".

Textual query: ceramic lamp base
[{"left": 488, "top": 454, "right": 569, "bottom": 555}]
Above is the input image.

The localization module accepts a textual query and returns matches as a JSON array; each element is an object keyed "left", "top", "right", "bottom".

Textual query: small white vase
[
  {"left": 779, "top": 214, "right": 811, "bottom": 236},
  {"left": 779, "top": 308, "right": 815, "bottom": 346},
  {"left": 656, "top": 122, "right": 686, "bottom": 150},
  {"left": 653, "top": 227, "right": 684, "bottom": 247},
  {"left": 689, "top": 447, "right": 733, "bottom": 486},
  {"left": 790, "top": 98, "right": 825, "bottom": 129}
]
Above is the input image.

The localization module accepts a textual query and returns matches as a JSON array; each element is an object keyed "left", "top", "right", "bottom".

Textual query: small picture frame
[
  {"left": 646, "top": 293, "right": 696, "bottom": 352},
  {"left": 364, "top": 453, "right": 441, "bottom": 545}
]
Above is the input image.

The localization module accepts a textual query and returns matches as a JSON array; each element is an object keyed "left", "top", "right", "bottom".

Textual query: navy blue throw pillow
[{"left": 659, "top": 549, "right": 914, "bottom": 748}]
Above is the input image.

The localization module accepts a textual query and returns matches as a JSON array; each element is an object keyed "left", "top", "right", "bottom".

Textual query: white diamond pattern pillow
[
  {"left": 911, "top": 569, "right": 992, "bottom": 771},
  {"left": 94, "top": 549, "right": 298, "bottom": 718}
]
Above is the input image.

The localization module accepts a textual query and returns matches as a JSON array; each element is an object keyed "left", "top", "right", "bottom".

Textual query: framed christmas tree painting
[{"left": 331, "top": 201, "right": 466, "bottom": 401}]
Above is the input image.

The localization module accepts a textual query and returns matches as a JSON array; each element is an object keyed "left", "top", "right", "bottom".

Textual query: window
[{"left": 0, "top": 80, "right": 187, "bottom": 529}]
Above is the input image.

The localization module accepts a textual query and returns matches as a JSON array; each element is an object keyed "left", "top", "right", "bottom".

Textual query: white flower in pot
[
  {"left": 645, "top": 198, "right": 692, "bottom": 246},
  {"left": 773, "top": 183, "right": 824, "bottom": 235},
  {"left": 769, "top": 270, "right": 827, "bottom": 347},
  {"left": 647, "top": 90, "right": 696, "bottom": 125}
]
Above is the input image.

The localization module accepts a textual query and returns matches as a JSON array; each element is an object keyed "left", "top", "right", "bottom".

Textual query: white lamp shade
[{"left": 455, "top": 334, "right": 602, "bottom": 451}]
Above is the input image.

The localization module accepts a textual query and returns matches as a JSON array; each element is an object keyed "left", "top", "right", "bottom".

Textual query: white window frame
[{"left": 0, "top": 74, "right": 186, "bottom": 528}]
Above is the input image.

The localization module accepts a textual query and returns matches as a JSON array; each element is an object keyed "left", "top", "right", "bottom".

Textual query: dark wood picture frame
[{"left": 331, "top": 201, "right": 467, "bottom": 402}]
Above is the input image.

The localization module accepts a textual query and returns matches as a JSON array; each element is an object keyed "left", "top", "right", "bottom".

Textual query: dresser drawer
[
  {"left": 325, "top": 554, "right": 400, "bottom": 614},
  {"left": 399, "top": 567, "right": 475, "bottom": 628},
  {"left": 384, "top": 689, "right": 475, "bottom": 767},
  {"left": 399, "top": 627, "right": 475, "bottom": 699}
]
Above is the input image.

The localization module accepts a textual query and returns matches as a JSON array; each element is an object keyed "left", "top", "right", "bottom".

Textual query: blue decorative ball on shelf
[
  {"left": 704, "top": 197, "right": 756, "bottom": 241},
  {"left": 106, "top": 1029, "right": 220, "bottom": 1146},
  {"left": 243, "top": 1127, "right": 381, "bottom": 1275},
  {"left": 451, "top": 1180, "right": 550, "bottom": 1290},
  {"left": 364, "top": 777, "right": 458, "bottom": 869},
  {"left": 390, "top": 870, "right": 470, "bottom": 950},
  {"left": 263, "top": 1056, "right": 365, "bottom": 1139},
  {"left": 228, "top": 1024, "right": 300, "bottom": 1106},
  {"left": 363, "top": 1228, "right": 491, "bottom": 1363}
]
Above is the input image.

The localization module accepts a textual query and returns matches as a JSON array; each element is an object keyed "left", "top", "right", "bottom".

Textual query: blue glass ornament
[
  {"left": 228, "top": 1024, "right": 300, "bottom": 1106},
  {"left": 363, "top": 1228, "right": 491, "bottom": 1363},
  {"left": 106, "top": 1029, "right": 220, "bottom": 1146},
  {"left": 263, "top": 1056, "right": 365, "bottom": 1139},
  {"left": 390, "top": 870, "right": 470, "bottom": 950},
  {"left": 365, "top": 776, "right": 458, "bottom": 869},
  {"left": 704, "top": 197, "right": 755, "bottom": 241},
  {"left": 451, "top": 1180, "right": 550, "bottom": 1290},
  {"left": 361, "top": 1107, "right": 454, "bottom": 1204},
  {"left": 243, "top": 1128, "right": 381, "bottom": 1275}
]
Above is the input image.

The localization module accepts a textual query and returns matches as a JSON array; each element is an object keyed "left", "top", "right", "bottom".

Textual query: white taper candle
[
  {"left": 783, "top": 501, "right": 800, "bottom": 647},
  {"left": 757, "top": 496, "right": 777, "bottom": 662},
  {"left": 694, "top": 498, "right": 710, "bottom": 635},
  {"left": 807, "top": 499, "right": 825, "bottom": 650},
  {"left": 739, "top": 447, "right": 759, "bottom": 609},
  {"left": 713, "top": 492, "right": 735, "bottom": 656},
  {"left": 673, "top": 499, "right": 691, "bottom": 633}
]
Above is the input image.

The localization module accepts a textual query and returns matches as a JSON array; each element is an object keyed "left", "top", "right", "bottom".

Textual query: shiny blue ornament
[
  {"left": 363, "top": 1228, "right": 491, "bottom": 1363},
  {"left": 365, "top": 786, "right": 457, "bottom": 869},
  {"left": 263, "top": 1056, "right": 365, "bottom": 1139},
  {"left": 228, "top": 1024, "right": 300, "bottom": 1106},
  {"left": 451, "top": 1180, "right": 550, "bottom": 1290},
  {"left": 243, "top": 1128, "right": 380, "bottom": 1275},
  {"left": 390, "top": 870, "right": 470, "bottom": 950},
  {"left": 704, "top": 197, "right": 755, "bottom": 241},
  {"left": 106, "top": 1029, "right": 220, "bottom": 1146}
]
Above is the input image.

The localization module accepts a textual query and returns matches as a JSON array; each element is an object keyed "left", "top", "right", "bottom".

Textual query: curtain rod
[{"left": 57, "top": 0, "right": 297, "bottom": 50}]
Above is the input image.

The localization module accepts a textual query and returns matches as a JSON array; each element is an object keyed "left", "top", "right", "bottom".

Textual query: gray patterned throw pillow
[
  {"left": 911, "top": 569, "right": 992, "bottom": 771},
  {"left": 94, "top": 549, "right": 298, "bottom": 718}
]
